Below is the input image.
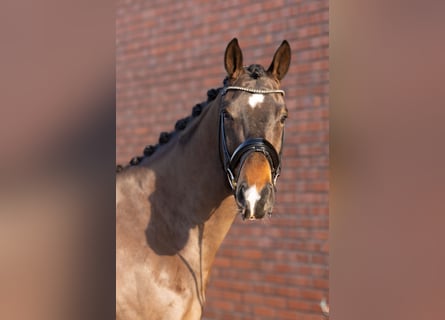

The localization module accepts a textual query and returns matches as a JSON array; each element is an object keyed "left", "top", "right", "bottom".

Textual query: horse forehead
[
  {"left": 233, "top": 92, "right": 283, "bottom": 112},
  {"left": 227, "top": 76, "right": 285, "bottom": 111}
]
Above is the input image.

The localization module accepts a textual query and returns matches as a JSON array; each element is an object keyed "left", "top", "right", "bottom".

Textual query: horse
[{"left": 116, "top": 38, "right": 291, "bottom": 320}]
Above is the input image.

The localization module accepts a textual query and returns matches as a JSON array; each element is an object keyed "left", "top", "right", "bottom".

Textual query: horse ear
[
  {"left": 267, "top": 40, "right": 291, "bottom": 81},
  {"left": 224, "top": 38, "right": 244, "bottom": 80}
]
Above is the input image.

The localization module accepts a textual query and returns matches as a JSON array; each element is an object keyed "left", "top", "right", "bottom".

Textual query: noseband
[{"left": 219, "top": 86, "right": 285, "bottom": 191}]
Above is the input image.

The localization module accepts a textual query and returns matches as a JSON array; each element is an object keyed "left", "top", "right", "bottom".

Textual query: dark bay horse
[{"left": 116, "top": 38, "right": 291, "bottom": 320}]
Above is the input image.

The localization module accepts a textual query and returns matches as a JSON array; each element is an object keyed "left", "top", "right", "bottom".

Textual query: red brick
[
  {"left": 276, "top": 309, "right": 300, "bottom": 320},
  {"left": 253, "top": 305, "right": 276, "bottom": 317},
  {"left": 288, "top": 299, "right": 320, "bottom": 312},
  {"left": 209, "top": 299, "right": 234, "bottom": 312},
  {"left": 263, "top": 296, "right": 288, "bottom": 309}
]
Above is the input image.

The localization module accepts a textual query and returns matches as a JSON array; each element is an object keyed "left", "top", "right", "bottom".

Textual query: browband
[{"left": 221, "top": 86, "right": 285, "bottom": 96}]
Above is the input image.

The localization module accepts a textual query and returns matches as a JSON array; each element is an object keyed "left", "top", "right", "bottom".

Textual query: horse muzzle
[{"left": 235, "top": 182, "right": 275, "bottom": 220}]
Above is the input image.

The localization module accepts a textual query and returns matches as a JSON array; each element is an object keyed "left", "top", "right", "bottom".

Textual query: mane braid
[{"left": 116, "top": 86, "right": 223, "bottom": 173}]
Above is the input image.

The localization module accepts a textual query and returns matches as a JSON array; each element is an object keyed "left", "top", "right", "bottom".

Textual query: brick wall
[{"left": 117, "top": 0, "right": 329, "bottom": 319}]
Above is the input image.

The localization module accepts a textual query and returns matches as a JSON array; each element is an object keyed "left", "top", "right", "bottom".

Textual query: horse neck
[
  {"left": 154, "top": 97, "right": 230, "bottom": 212},
  {"left": 149, "top": 95, "right": 238, "bottom": 286}
]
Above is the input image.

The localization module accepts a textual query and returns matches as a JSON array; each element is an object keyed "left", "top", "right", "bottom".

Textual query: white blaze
[
  {"left": 248, "top": 94, "right": 264, "bottom": 109},
  {"left": 245, "top": 185, "right": 261, "bottom": 218}
]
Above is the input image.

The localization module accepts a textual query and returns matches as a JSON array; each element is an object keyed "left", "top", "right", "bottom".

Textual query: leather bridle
[{"left": 219, "top": 86, "right": 285, "bottom": 191}]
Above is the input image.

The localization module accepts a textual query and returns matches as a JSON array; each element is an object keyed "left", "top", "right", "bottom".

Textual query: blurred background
[{"left": 116, "top": 1, "right": 329, "bottom": 319}]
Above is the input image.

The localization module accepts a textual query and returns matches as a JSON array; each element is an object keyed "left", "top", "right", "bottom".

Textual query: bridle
[{"left": 219, "top": 86, "right": 285, "bottom": 191}]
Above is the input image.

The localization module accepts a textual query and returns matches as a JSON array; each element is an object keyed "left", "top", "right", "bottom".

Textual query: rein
[{"left": 219, "top": 86, "right": 285, "bottom": 191}]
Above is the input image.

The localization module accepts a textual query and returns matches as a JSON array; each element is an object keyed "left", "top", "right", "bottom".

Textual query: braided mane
[{"left": 116, "top": 86, "right": 223, "bottom": 173}]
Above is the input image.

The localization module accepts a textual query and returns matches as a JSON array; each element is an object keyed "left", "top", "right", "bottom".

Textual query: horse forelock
[{"left": 246, "top": 64, "right": 266, "bottom": 79}]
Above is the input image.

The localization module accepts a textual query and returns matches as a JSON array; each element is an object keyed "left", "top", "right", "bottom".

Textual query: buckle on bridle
[{"left": 226, "top": 168, "right": 237, "bottom": 190}]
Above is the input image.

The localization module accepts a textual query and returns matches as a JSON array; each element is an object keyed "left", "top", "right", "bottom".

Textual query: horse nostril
[
  {"left": 252, "top": 183, "right": 275, "bottom": 219},
  {"left": 235, "top": 182, "right": 247, "bottom": 208},
  {"left": 265, "top": 183, "right": 275, "bottom": 202}
]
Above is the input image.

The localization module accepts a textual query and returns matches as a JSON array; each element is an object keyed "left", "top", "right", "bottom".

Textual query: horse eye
[
  {"left": 280, "top": 114, "right": 288, "bottom": 124},
  {"left": 223, "top": 110, "right": 234, "bottom": 121}
]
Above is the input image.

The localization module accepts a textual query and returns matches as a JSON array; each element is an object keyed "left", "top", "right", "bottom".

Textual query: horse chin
[
  {"left": 243, "top": 213, "right": 257, "bottom": 221},
  {"left": 238, "top": 207, "right": 272, "bottom": 221}
]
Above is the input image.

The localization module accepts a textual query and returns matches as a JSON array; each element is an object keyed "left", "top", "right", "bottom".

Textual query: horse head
[{"left": 220, "top": 38, "right": 291, "bottom": 220}]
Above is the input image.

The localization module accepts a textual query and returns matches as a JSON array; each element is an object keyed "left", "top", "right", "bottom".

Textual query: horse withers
[{"left": 116, "top": 38, "right": 291, "bottom": 320}]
